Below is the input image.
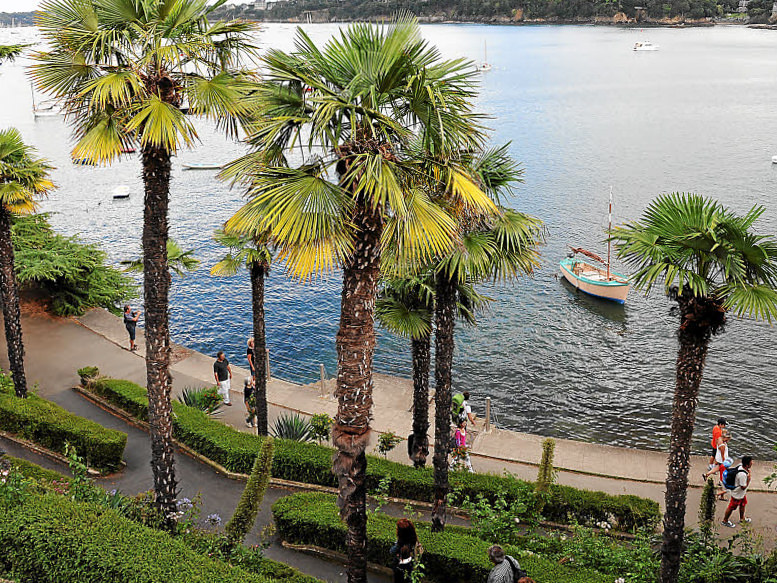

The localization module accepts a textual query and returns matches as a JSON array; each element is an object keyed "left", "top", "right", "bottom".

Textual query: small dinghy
[
  {"left": 772, "top": 155, "right": 777, "bottom": 164},
  {"left": 182, "top": 162, "right": 225, "bottom": 170},
  {"left": 112, "top": 186, "right": 130, "bottom": 199}
]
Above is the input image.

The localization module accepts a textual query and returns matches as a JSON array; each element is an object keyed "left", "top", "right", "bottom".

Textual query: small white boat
[
  {"left": 772, "top": 155, "right": 777, "bottom": 164},
  {"left": 478, "top": 40, "right": 492, "bottom": 72},
  {"left": 112, "top": 186, "right": 130, "bottom": 199},
  {"left": 182, "top": 163, "right": 225, "bottom": 170},
  {"left": 634, "top": 41, "right": 659, "bottom": 51}
]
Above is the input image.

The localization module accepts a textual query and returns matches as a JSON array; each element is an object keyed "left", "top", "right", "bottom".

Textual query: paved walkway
[{"left": 4, "top": 307, "right": 777, "bottom": 546}]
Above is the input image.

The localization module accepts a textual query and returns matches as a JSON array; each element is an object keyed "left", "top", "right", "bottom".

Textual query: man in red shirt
[{"left": 708, "top": 418, "right": 727, "bottom": 470}]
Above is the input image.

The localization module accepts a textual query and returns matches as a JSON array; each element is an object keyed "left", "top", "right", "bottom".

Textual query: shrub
[
  {"left": 178, "top": 386, "right": 223, "bottom": 415},
  {"left": 225, "top": 438, "right": 274, "bottom": 545},
  {"left": 374, "top": 431, "right": 402, "bottom": 457},
  {"left": 535, "top": 438, "right": 555, "bottom": 494},
  {"left": 0, "top": 493, "right": 270, "bottom": 583},
  {"left": 3, "top": 454, "right": 70, "bottom": 485},
  {"left": 271, "top": 413, "right": 312, "bottom": 442},
  {"left": 309, "top": 413, "right": 333, "bottom": 444},
  {"left": 77, "top": 366, "right": 100, "bottom": 385},
  {"left": 88, "top": 378, "right": 660, "bottom": 531},
  {"left": 272, "top": 492, "right": 614, "bottom": 583},
  {"left": 0, "top": 379, "right": 126, "bottom": 472}
]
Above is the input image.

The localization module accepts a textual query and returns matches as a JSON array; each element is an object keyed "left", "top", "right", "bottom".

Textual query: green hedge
[
  {"left": 89, "top": 378, "right": 659, "bottom": 531},
  {"left": 272, "top": 492, "right": 613, "bottom": 583},
  {"left": 0, "top": 386, "right": 126, "bottom": 473},
  {"left": 4, "top": 454, "right": 70, "bottom": 485},
  {"left": 0, "top": 494, "right": 274, "bottom": 583}
]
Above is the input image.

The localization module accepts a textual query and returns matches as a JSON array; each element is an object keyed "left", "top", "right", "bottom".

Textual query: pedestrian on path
[
  {"left": 213, "top": 351, "right": 232, "bottom": 406},
  {"left": 486, "top": 545, "right": 526, "bottom": 583},
  {"left": 450, "top": 419, "right": 473, "bottom": 473},
  {"left": 244, "top": 375, "right": 256, "bottom": 428},
  {"left": 703, "top": 429, "right": 732, "bottom": 500},
  {"left": 722, "top": 456, "right": 753, "bottom": 528},
  {"left": 389, "top": 519, "right": 422, "bottom": 583},
  {"left": 123, "top": 305, "right": 140, "bottom": 351},
  {"left": 246, "top": 337, "right": 255, "bottom": 375},
  {"left": 708, "top": 417, "right": 727, "bottom": 469},
  {"left": 451, "top": 391, "right": 476, "bottom": 427}
]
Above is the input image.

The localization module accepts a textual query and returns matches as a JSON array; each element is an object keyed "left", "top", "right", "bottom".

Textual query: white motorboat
[
  {"left": 112, "top": 186, "right": 130, "bottom": 199},
  {"left": 772, "top": 155, "right": 777, "bottom": 164},
  {"left": 182, "top": 163, "right": 225, "bottom": 170},
  {"left": 634, "top": 41, "right": 659, "bottom": 51}
]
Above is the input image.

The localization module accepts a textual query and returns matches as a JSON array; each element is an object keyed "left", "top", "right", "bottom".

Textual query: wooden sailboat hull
[{"left": 560, "top": 258, "right": 630, "bottom": 304}]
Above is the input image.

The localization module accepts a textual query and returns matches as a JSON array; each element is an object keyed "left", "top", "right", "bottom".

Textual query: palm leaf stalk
[
  {"left": 0, "top": 128, "right": 54, "bottom": 397},
  {"left": 430, "top": 145, "right": 544, "bottom": 531},
  {"left": 222, "top": 16, "right": 496, "bottom": 582},
  {"left": 31, "top": 0, "right": 259, "bottom": 522},
  {"left": 611, "top": 193, "right": 777, "bottom": 583},
  {"left": 121, "top": 239, "right": 200, "bottom": 277},
  {"left": 211, "top": 226, "right": 273, "bottom": 435}
]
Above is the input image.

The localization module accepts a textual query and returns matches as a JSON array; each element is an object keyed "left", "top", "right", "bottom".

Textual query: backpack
[
  {"left": 722, "top": 465, "right": 745, "bottom": 490},
  {"left": 451, "top": 393, "right": 465, "bottom": 423},
  {"left": 506, "top": 556, "right": 528, "bottom": 582}
]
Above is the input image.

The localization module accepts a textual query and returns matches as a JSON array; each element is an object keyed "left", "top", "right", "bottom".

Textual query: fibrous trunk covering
[
  {"left": 659, "top": 291, "right": 722, "bottom": 583},
  {"left": 410, "top": 334, "right": 431, "bottom": 468},
  {"left": 333, "top": 194, "right": 383, "bottom": 583},
  {"left": 0, "top": 205, "right": 27, "bottom": 397},
  {"left": 250, "top": 261, "right": 268, "bottom": 435},
  {"left": 432, "top": 272, "right": 456, "bottom": 532},
  {"left": 141, "top": 144, "right": 177, "bottom": 521}
]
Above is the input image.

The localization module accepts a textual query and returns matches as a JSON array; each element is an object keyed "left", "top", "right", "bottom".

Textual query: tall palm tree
[
  {"left": 430, "top": 147, "right": 544, "bottom": 531},
  {"left": 31, "top": 0, "right": 258, "bottom": 520},
  {"left": 0, "top": 129, "right": 54, "bottom": 398},
  {"left": 375, "top": 273, "right": 487, "bottom": 468},
  {"left": 223, "top": 18, "right": 495, "bottom": 582},
  {"left": 211, "top": 226, "right": 272, "bottom": 434},
  {"left": 611, "top": 193, "right": 777, "bottom": 583}
]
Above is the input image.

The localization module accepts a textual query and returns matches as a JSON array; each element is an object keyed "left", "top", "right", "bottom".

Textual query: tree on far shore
[
  {"left": 31, "top": 0, "right": 258, "bottom": 522},
  {"left": 0, "top": 128, "right": 54, "bottom": 398},
  {"left": 611, "top": 193, "right": 777, "bottom": 583}
]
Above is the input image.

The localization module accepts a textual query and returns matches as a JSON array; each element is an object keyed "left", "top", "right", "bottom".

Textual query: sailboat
[
  {"left": 559, "top": 189, "right": 630, "bottom": 304},
  {"left": 478, "top": 40, "right": 492, "bottom": 72},
  {"left": 31, "top": 84, "right": 62, "bottom": 118}
]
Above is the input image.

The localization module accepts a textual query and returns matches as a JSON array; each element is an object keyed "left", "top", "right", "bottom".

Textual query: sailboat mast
[{"left": 607, "top": 186, "right": 612, "bottom": 281}]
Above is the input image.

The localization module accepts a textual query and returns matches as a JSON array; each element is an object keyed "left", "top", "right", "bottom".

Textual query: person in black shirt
[
  {"left": 123, "top": 305, "right": 141, "bottom": 351},
  {"left": 213, "top": 351, "right": 232, "bottom": 406},
  {"left": 246, "top": 337, "right": 255, "bottom": 375}
]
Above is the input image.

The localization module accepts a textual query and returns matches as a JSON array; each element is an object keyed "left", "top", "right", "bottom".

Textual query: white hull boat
[
  {"left": 634, "top": 41, "right": 658, "bottom": 51},
  {"left": 182, "top": 163, "right": 225, "bottom": 170}
]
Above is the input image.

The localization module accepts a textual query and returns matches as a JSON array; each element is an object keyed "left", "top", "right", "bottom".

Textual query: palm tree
[
  {"left": 611, "top": 193, "right": 777, "bottom": 583},
  {"left": 223, "top": 18, "right": 495, "bottom": 582},
  {"left": 0, "top": 129, "right": 54, "bottom": 398},
  {"left": 121, "top": 239, "right": 200, "bottom": 276},
  {"left": 31, "top": 0, "right": 258, "bottom": 520},
  {"left": 0, "top": 45, "right": 25, "bottom": 63},
  {"left": 375, "top": 273, "right": 487, "bottom": 468},
  {"left": 430, "top": 147, "right": 545, "bottom": 531},
  {"left": 211, "top": 226, "right": 272, "bottom": 434}
]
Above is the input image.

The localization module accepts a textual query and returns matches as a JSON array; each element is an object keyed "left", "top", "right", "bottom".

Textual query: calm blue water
[{"left": 1, "top": 24, "right": 776, "bottom": 458}]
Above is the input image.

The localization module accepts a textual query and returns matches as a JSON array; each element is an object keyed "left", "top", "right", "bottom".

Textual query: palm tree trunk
[
  {"left": 0, "top": 206, "right": 27, "bottom": 398},
  {"left": 141, "top": 144, "right": 177, "bottom": 522},
  {"left": 410, "top": 333, "right": 431, "bottom": 468},
  {"left": 332, "top": 195, "right": 383, "bottom": 583},
  {"left": 659, "top": 294, "right": 715, "bottom": 583},
  {"left": 432, "top": 272, "right": 456, "bottom": 532},
  {"left": 250, "top": 260, "right": 268, "bottom": 435}
]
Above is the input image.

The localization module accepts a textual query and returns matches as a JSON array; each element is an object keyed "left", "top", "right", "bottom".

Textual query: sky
[{"left": 3, "top": 0, "right": 253, "bottom": 11}]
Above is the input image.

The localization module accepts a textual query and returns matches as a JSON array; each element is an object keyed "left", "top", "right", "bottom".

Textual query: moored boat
[
  {"left": 182, "top": 162, "right": 225, "bottom": 170},
  {"left": 772, "top": 155, "right": 777, "bottom": 164},
  {"left": 633, "top": 41, "right": 658, "bottom": 51},
  {"left": 112, "top": 185, "right": 130, "bottom": 199},
  {"left": 560, "top": 252, "right": 630, "bottom": 304}
]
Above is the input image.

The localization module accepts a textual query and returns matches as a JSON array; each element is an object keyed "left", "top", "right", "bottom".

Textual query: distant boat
[
  {"left": 182, "top": 162, "right": 225, "bottom": 170},
  {"left": 121, "top": 147, "right": 136, "bottom": 154},
  {"left": 478, "top": 40, "right": 492, "bottom": 72},
  {"left": 559, "top": 188, "right": 630, "bottom": 304},
  {"left": 112, "top": 186, "right": 130, "bottom": 199},
  {"left": 633, "top": 41, "right": 658, "bottom": 51},
  {"left": 72, "top": 157, "right": 96, "bottom": 166},
  {"left": 31, "top": 83, "right": 63, "bottom": 118},
  {"left": 772, "top": 155, "right": 777, "bottom": 164}
]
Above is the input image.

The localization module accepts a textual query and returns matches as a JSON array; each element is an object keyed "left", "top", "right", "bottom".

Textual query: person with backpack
[
  {"left": 722, "top": 456, "right": 753, "bottom": 528},
  {"left": 703, "top": 429, "right": 732, "bottom": 500},
  {"left": 486, "top": 544, "right": 528, "bottom": 583},
  {"left": 451, "top": 391, "right": 477, "bottom": 428}
]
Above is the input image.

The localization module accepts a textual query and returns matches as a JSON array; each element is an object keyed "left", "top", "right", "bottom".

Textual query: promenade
[{"left": 4, "top": 306, "right": 777, "bottom": 544}]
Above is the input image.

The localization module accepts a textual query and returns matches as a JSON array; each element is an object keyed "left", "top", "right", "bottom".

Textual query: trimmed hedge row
[
  {"left": 90, "top": 378, "right": 660, "bottom": 531},
  {"left": 4, "top": 454, "right": 71, "bottom": 485},
  {"left": 0, "top": 387, "right": 126, "bottom": 472},
  {"left": 273, "top": 492, "right": 613, "bottom": 583},
  {"left": 0, "top": 494, "right": 273, "bottom": 583}
]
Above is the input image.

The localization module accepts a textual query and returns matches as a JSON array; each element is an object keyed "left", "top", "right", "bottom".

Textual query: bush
[
  {"left": 0, "top": 380, "right": 126, "bottom": 473},
  {"left": 89, "top": 378, "right": 660, "bottom": 531},
  {"left": 0, "top": 493, "right": 271, "bottom": 583},
  {"left": 3, "top": 454, "right": 70, "bottom": 485},
  {"left": 272, "top": 492, "right": 613, "bottom": 583},
  {"left": 77, "top": 366, "right": 100, "bottom": 385},
  {"left": 178, "top": 386, "right": 223, "bottom": 415},
  {"left": 271, "top": 413, "right": 313, "bottom": 442}
]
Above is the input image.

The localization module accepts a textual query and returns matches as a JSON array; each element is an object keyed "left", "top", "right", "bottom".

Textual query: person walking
[
  {"left": 450, "top": 419, "right": 473, "bottom": 473},
  {"left": 213, "top": 351, "right": 232, "bottom": 406},
  {"left": 389, "top": 519, "right": 422, "bottom": 583},
  {"left": 486, "top": 545, "right": 526, "bottom": 583},
  {"left": 703, "top": 429, "right": 732, "bottom": 500},
  {"left": 123, "top": 305, "right": 141, "bottom": 351},
  {"left": 461, "top": 391, "right": 477, "bottom": 426},
  {"left": 246, "top": 337, "right": 255, "bottom": 375},
  {"left": 708, "top": 417, "right": 727, "bottom": 469},
  {"left": 244, "top": 375, "right": 256, "bottom": 428},
  {"left": 722, "top": 456, "right": 753, "bottom": 528}
]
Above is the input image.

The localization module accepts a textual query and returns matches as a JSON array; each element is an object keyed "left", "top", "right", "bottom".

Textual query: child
[{"left": 450, "top": 419, "right": 473, "bottom": 473}]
